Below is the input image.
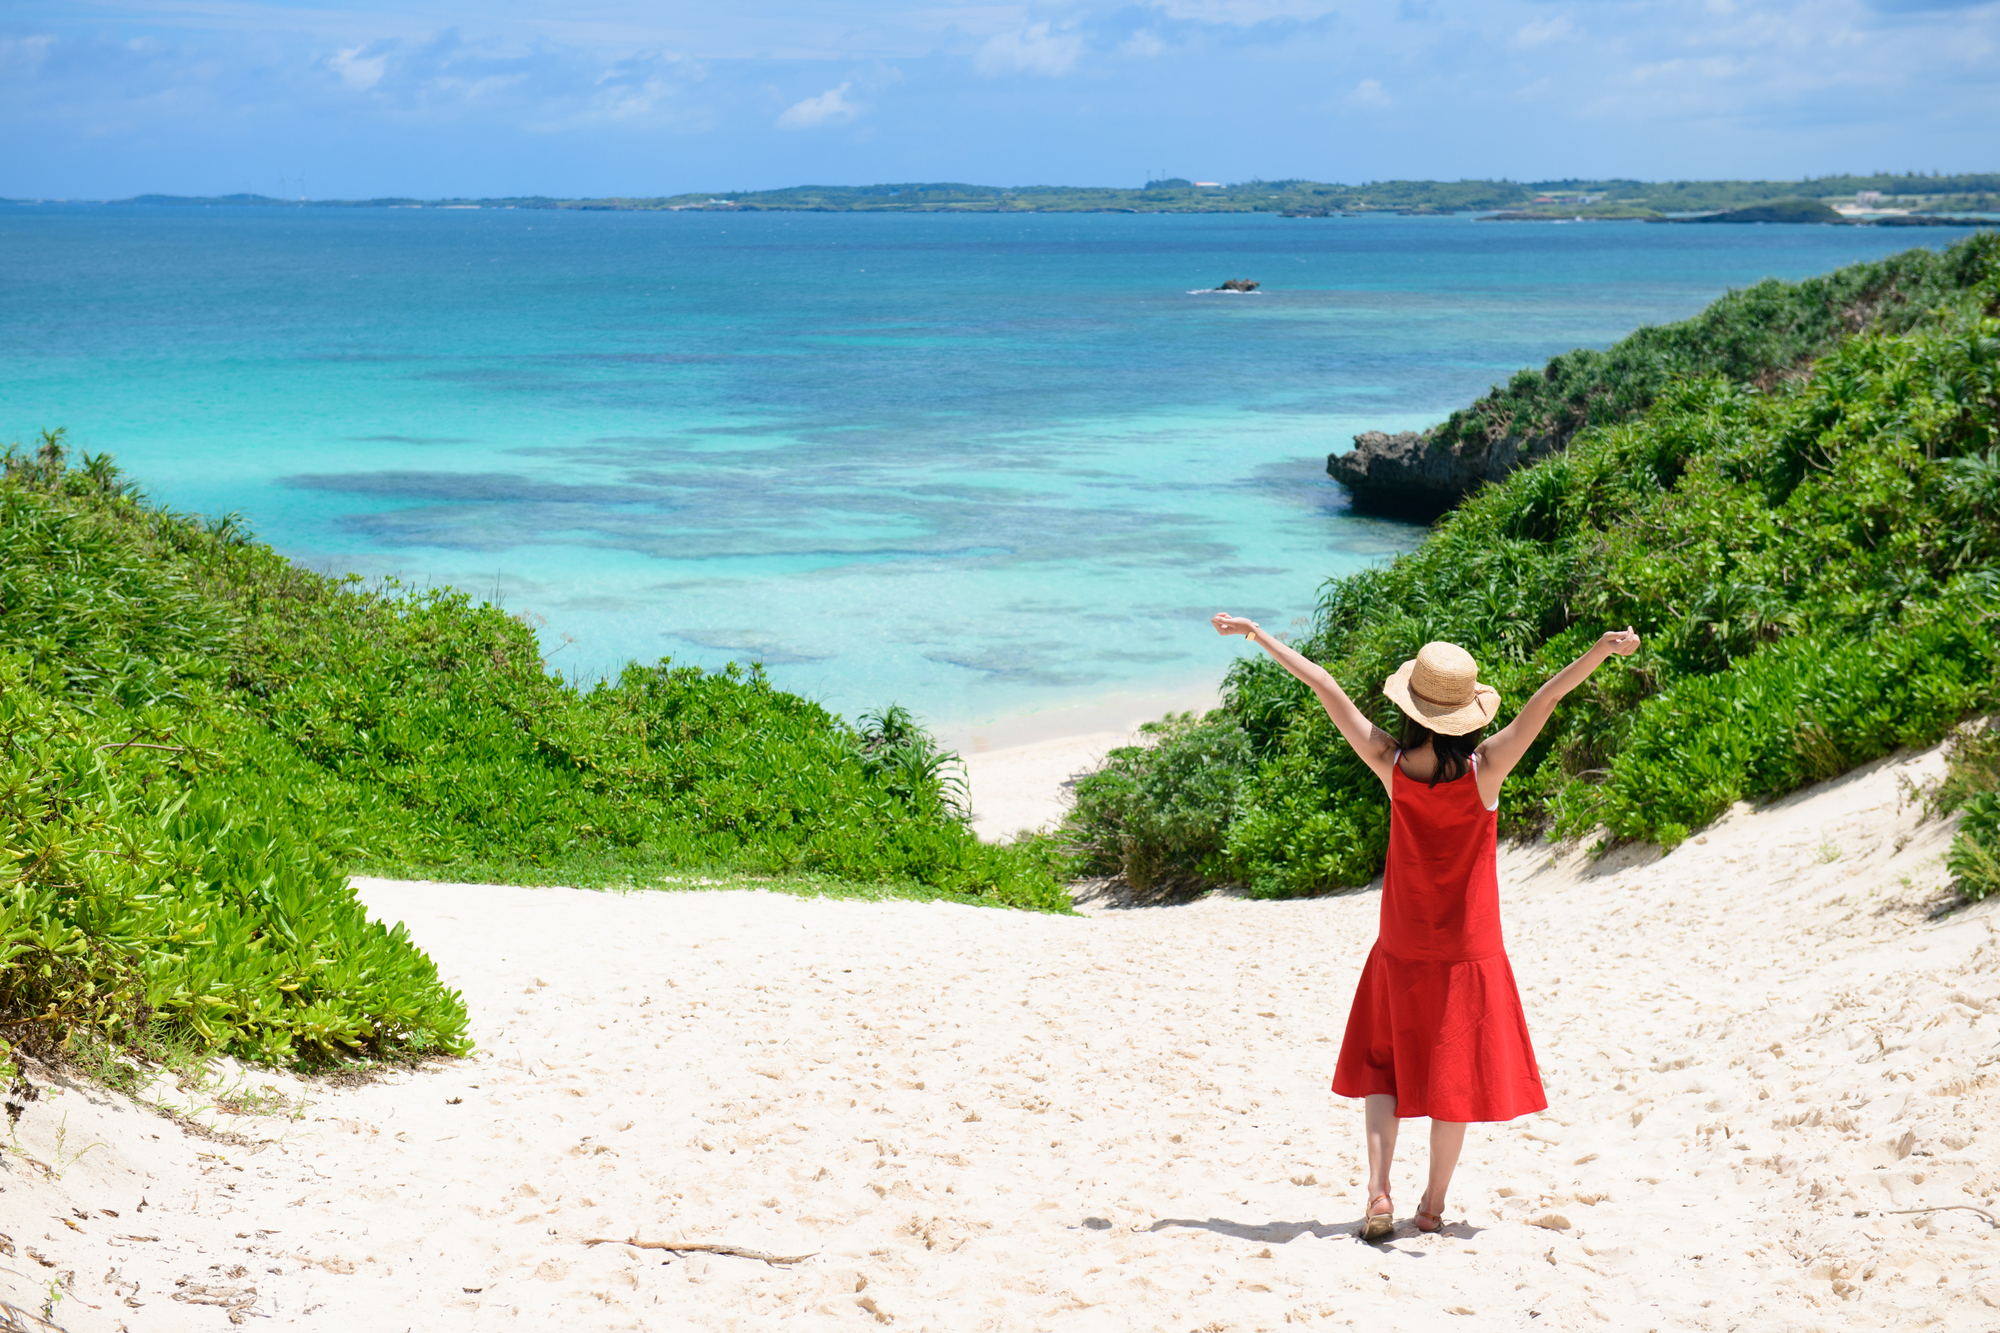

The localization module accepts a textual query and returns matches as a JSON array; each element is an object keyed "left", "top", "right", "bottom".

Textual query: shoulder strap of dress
[{"left": 1468, "top": 752, "right": 1499, "bottom": 811}]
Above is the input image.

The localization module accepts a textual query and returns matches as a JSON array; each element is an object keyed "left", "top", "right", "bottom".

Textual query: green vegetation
[
  {"left": 67, "top": 171, "right": 1999, "bottom": 217},
  {"left": 1426, "top": 239, "right": 1997, "bottom": 460},
  {"left": 1540, "top": 174, "right": 2000, "bottom": 215},
  {"left": 1915, "top": 195, "right": 2000, "bottom": 216},
  {"left": 1067, "top": 712, "right": 1251, "bottom": 894},
  {"left": 1674, "top": 199, "right": 1847, "bottom": 225},
  {"left": 0, "top": 442, "right": 1065, "bottom": 1074},
  {"left": 1934, "top": 722, "right": 2000, "bottom": 903},
  {"left": 1066, "top": 234, "right": 2000, "bottom": 896}
]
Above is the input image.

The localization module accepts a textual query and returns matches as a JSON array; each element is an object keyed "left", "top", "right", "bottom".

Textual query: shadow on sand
[
  {"left": 1145, "top": 1215, "right": 1485, "bottom": 1248},
  {"left": 1069, "top": 878, "right": 1380, "bottom": 912}
]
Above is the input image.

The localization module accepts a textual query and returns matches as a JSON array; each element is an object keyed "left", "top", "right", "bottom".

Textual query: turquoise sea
[{"left": 0, "top": 206, "right": 1960, "bottom": 735}]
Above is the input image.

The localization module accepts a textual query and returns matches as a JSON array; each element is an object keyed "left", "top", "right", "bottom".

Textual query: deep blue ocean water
[{"left": 0, "top": 205, "right": 1962, "bottom": 734}]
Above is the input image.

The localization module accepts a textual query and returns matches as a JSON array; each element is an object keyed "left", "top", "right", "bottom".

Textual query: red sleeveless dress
[{"left": 1331, "top": 758, "right": 1547, "bottom": 1122}]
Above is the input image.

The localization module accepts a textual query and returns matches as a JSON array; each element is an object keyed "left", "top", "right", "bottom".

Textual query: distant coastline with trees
[{"left": 14, "top": 172, "right": 2000, "bottom": 218}]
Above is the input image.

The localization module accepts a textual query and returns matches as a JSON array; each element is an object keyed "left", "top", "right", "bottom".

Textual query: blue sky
[{"left": 3, "top": 1, "right": 1995, "bottom": 198}]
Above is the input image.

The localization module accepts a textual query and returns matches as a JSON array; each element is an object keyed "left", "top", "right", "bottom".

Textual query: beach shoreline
[{"left": 943, "top": 673, "right": 1226, "bottom": 841}]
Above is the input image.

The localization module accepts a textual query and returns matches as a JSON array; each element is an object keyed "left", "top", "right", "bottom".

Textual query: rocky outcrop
[
  {"left": 1327, "top": 429, "right": 1563, "bottom": 521},
  {"left": 1215, "top": 278, "right": 1260, "bottom": 292}
]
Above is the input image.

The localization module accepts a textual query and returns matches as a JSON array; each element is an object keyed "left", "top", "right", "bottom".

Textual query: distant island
[
  {"left": 10, "top": 173, "right": 1998, "bottom": 219},
  {"left": 1484, "top": 195, "right": 1996, "bottom": 226}
]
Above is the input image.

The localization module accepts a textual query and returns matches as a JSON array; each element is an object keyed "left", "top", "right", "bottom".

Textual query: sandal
[
  {"left": 1360, "top": 1192, "right": 1395, "bottom": 1243},
  {"left": 1414, "top": 1189, "right": 1444, "bottom": 1234}
]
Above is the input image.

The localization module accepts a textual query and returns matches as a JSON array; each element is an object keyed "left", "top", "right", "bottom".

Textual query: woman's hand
[
  {"left": 1211, "top": 612, "right": 1258, "bottom": 638},
  {"left": 1478, "top": 626, "right": 1640, "bottom": 791},
  {"left": 1212, "top": 610, "right": 1395, "bottom": 787},
  {"left": 1599, "top": 626, "right": 1642, "bottom": 657}
]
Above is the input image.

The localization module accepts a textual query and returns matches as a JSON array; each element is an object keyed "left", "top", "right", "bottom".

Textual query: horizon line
[{"left": 5, "top": 170, "right": 1999, "bottom": 209}]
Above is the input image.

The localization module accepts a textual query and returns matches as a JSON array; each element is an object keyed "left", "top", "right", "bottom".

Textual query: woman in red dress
[{"left": 1209, "top": 616, "right": 1641, "bottom": 1241}]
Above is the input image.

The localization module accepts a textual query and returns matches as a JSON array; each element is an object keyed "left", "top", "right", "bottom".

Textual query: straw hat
[{"left": 1382, "top": 641, "right": 1500, "bottom": 735}]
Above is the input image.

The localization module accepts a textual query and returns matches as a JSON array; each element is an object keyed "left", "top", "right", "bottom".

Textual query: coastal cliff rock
[{"left": 1327, "top": 428, "right": 1562, "bottom": 520}]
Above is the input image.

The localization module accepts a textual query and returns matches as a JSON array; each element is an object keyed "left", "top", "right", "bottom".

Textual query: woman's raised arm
[
  {"left": 1475, "top": 628, "right": 1641, "bottom": 790},
  {"left": 1212, "top": 613, "right": 1398, "bottom": 790}
]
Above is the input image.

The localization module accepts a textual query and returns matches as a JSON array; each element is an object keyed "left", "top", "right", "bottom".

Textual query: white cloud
[
  {"left": 329, "top": 43, "right": 389, "bottom": 91},
  {"left": 534, "top": 75, "right": 686, "bottom": 131},
  {"left": 313, "top": 34, "right": 710, "bottom": 132},
  {"left": 0, "top": 33, "right": 56, "bottom": 75},
  {"left": 1347, "top": 77, "right": 1390, "bottom": 107},
  {"left": 1121, "top": 29, "right": 1168, "bottom": 59},
  {"left": 775, "top": 81, "right": 860, "bottom": 129},
  {"left": 974, "top": 22, "right": 1085, "bottom": 77},
  {"left": 1509, "top": 16, "right": 1575, "bottom": 49}
]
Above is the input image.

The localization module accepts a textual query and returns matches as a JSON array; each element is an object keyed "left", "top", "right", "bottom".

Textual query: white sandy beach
[
  {"left": 953, "top": 679, "right": 1223, "bottom": 841},
  {"left": 4, "top": 742, "right": 1997, "bottom": 1332},
  {"left": 961, "top": 731, "right": 1122, "bottom": 841}
]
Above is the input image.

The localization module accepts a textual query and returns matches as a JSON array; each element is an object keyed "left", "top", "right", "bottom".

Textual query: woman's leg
[
  {"left": 1364, "top": 1094, "right": 1399, "bottom": 1213},
  {"left": 1423, "top": 1120, "right": 1468, "bottom": 1217}
]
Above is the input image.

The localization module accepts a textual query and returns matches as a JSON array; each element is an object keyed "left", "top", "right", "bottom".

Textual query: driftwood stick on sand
[
  {"left": 1865, "top": 1205, "right": 2000, "bottom": 1229},
  {"left": 582, "top": 1237, "right": 817, "bottom": 1266}
]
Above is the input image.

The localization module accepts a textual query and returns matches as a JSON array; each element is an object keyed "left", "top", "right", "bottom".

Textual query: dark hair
[{"left": 1398, "top": 715, "right": 1485, "bottom": 787}]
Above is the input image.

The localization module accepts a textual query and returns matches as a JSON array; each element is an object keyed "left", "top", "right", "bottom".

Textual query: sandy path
[
  {"left": 961, "top": 731, "right": 1122, "bottom": 841},
  {"left": 952, "top": 677, "right": 1222, "bottom": 842},
  {"left": 5, "top": 745, "right": 1996, "bottom": 1331}
]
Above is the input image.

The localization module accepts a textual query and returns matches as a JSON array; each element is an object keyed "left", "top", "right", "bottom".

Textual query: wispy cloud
[
  {"left": 1119, "top": 29, "right": 1168, "bottom": 59},
  {"left": 776, "top": 80, "right": 861, "bottom": 129},
  {"left": 974, "top": 22, "right": 1086, "bottom": 77},
  {"left": 1508, "top": 16, "right": 1575, "bottom": 49},
  {"left": 966, "top": 4, "right": 1340, "bottom": 78},
  {"left": 328, "top": 42, "right": 390, "bottom": 91},
  {"left": 301, "top": 31, "right": 710, "bottom": 129},
  {"left": 1347, "top": 77, "right": 1390, "bottom": 108}
]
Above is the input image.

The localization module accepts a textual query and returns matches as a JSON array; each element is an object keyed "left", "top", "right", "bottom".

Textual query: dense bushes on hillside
[
  {"left": 1427, "top": 234, "right": 1998, "bottom": 459},
  {"left": 1936, "top": 723, "right": 2000, "bottom": 903},
  {"left": 0, "top": 442, "right": 1063, "bottom": 1069},
  {"left": 1069, "top": 235, "right": 2000, "bottom": 897},
  {"left": 1067, "top": 712, "right": 1250, "bottom": 893}
]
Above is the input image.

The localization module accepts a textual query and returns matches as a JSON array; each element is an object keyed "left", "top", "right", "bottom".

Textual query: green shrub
[
  {"left": 1223, "top": 708, "right": 1390, "bottom": 898},
  {"left": 0, "top": 656, "right": 470, "bottom": 1067},
  {"left": 1948, "top": 793, "right": 2000, "bottom": 902},
  {"left": 0, "top": 435, "right": 1067, "bottom": 1072},
  {"left": 1931, "top": 719, "right": 2000, "bottom": 817},
  {"left": 1570, "top": 612, "right": 2000, "bottom": 847},
  {"left": 1067, "top": 712, "right": 1253, "bottom": 892},
  {"left": 1934, "top": 720, "right": 2000, "bottom": 903},
  {"left": 856, "top": 704, "right": 971, "bottom": 822}
]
